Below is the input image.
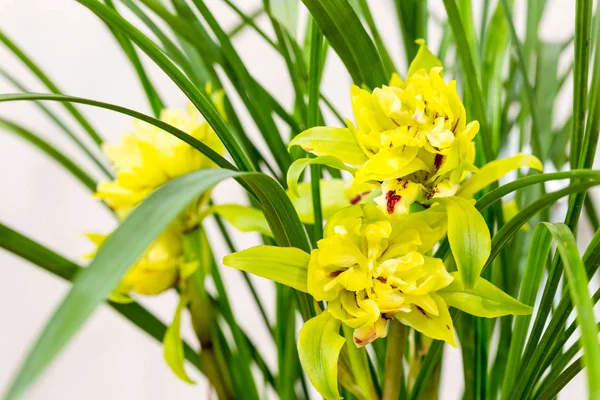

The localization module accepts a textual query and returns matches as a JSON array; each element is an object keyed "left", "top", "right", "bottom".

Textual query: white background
[{"left": 0, "top": 0, "right": 594, "bottom": 399}]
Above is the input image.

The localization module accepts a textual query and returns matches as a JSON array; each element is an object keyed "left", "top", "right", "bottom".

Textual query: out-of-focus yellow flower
[
  {"left": 85, "top": 227, "right": 185, "bottom": 296},
  {"left": 95, "top": 103, "right": 225, "bottom": 213},
  {"left": 89, "top": 88, "right": 225, "bottom": 297},
  {"left": 308, "top": 204, "right": 456, "bottom": 346}
]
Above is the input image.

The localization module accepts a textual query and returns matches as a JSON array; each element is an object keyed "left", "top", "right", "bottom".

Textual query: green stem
[
  {"left": 382, "top": 321, "right": 406, "bottom": 400},
  {"left": 200, "top": 228, "right": 261, "bottom": 400},
  {"left": 212, "top": 209, "right": 273, "bottom": 336},
  {"left": 308, "top": 18, "right": 325, "bottom": 243},
  {"left": 571, "top": 0, "right": 593, "bottom": 170},
  {"left": 183, "top": 228, "right": 234, "bottom": 400}
]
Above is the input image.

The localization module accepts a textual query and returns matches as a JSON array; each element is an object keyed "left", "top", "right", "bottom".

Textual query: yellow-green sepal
[
  {"left": 222, "top": 245, "right": 310, "bottom": 292},
  {"left": 289, "top": 179, "right": 350, "bottom": 224},
  {"left": 457, "top": 153, "right": 543, "bottom": 198},
  {"left": 163, "top": 295, "right": 195, "bottom": 384},
  {"left": 439, "top": 272, "right": 533, "bottom": 317},
  {"left": 205, "top": 204, "right": 273, "bottom": 238},
  {"left": 298, "top": 311, "right": 346, "bottom": 400},
  {"left": 407, "top": 39, "right": 443, "bottom": 77},
  {"left": 395, "top": 293, "right": 457, "bottom": 347},
  {"left": 436, "top": 197, "right": 491, "bottom": 289},
  {"left": 288, "top": 127, "right": 368, "bottom": 166},
  {"left": 287, "top": 156, "right": 356, "bottom": 197}
]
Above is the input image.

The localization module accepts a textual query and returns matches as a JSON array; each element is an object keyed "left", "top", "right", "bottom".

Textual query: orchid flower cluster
[
  {"left": 86, "top": 43, "right": 542, "bottom": 399},
  {"left": 224, "top": 41, "right": 541, "bottom": 399}
]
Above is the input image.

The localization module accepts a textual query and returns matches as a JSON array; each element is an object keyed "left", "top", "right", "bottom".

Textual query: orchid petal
[
  {"left": 407, "top": 39, "right": 443, "bottom": 77},
  {"left": 395, "top": 293, "right": 457, "bottom": 347},
  {"left": 289, "top": 127, "right": 367, "bottom": 166}
]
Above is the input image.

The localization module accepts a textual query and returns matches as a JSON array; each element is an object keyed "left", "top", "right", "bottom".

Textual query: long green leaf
[
  {"left": 500, "top": 0, "right": 543, "bottom": 157},
  {"left": 0, "top": 93, "right": 235, "bottom": 171},
  {"left": 76, "top": 0, "right": 255, "bottom": 172},
  {"left": 301, "top": 0, "right": 387, "bottom": 88},
  {"left": 0, "top": 223, "right": 203, "bottom": 372},
  {"left": 394, "top": 0, "right": 428, "bottom": 67},
  {"left": 0, "top": 117, "right": 97, "bottom": 191},
  {"left": 0, "top": 93, "right": 313, "bottom": 254},
  {"left": 0, "top": 67, "right": 111, "bottom": 178},
  {"left": 538, "top": 223, "right": 600, "bottom": 398},
  {"left": 200, "top": 229, "right": 260, "bottom": 400},
  {"left": 356, "top": 0, "right": 397, "bottom": 75},
  {"left": 571, "top": 0, "right": 593, "bottom": 169},
  {"left": 189, "top": 0, "right": 293, "bottom": 173},
  {"left": 307, "top": 18, "right": 326, "bottom": 244},
  {"left": 2, "top": 169, "right": 241, "bottom": 400},
  {"left": 104, "top": 0, "right": 164, "bottom": 117},
  {"left": 482, "top": 182, "right": 600, "bottom": 275},
  {"left": 0, "top": 28, "right": 103, "bottom": 147},
  {"left": 500, "top": 225, "right": 552, "bottom": 399},
  {"left": 441, "top": 0, "right": 492, "bottom": 162}
]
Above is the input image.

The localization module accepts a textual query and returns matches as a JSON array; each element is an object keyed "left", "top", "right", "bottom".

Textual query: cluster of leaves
[{"left": 1, "top": 1, "right": 600, "bottom": 399}]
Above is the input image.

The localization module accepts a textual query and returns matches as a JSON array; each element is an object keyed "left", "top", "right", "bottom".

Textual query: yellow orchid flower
[
  {"left": 87, "top": 87, "right": 226, "bottom": 300},
  {"left": 95, "top": 102, "right": 225, "bottom": 213},
  {"left": 287, "top": 40, "right": 541, "bottom": 217},
  {"left": 223, "top": 204, "right": 532, "bottom": 399},
  {"left": 308, "top": 204, "right": 456, "bottom": 346},
  {"left": 84, "top": 227, "right": 189, "bottom": 298}
]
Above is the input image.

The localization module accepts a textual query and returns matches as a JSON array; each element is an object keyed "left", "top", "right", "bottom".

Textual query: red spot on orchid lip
[
  {"left": 353, "top": 331, "right": 377, "bottom": 346},
  {"left": 434, "top": 153, "right": 444, "bottom": 170},
  {"left": 328, "top": 270, "right": 343, "bottom": 278},
  {"left": 385, "top": 190, "right": 402, "bottom": 214},
  {"left": 350, "top": 194, "right": 362, "bottom": 205},
  {"left": 350, "top": 191, "right": 372, "bottom": 205}
]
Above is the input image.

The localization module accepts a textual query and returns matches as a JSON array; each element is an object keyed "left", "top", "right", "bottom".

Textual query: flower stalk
[
  {"left": 382, "top": 320, "right": 406, "bottom": 400},
  {"left": 184, "top": 228, "right": 235, "bottom": 400}
]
